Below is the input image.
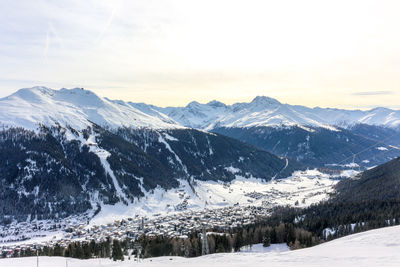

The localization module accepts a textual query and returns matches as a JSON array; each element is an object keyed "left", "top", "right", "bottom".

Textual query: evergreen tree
[
  {"left": 53, "top": 243, "right": 63, "bottom": 256},
  {"left": 112, "top": 240, "right": 124, "bottom": 261}
]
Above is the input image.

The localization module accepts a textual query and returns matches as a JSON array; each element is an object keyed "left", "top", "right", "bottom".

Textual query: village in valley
[{"left": 0, "top": 172, "right": 335, "bottom": 258}]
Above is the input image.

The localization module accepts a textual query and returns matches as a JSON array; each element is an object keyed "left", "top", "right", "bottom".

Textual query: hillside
[
  {"left": 3, "top": 225, "right": 400, "bottom": 266},
  {"left": 0, "top": 87, "right": 308, "bottom": 224},
  {"left": 213, "top": 125, "right": 400, "bottom": 168},
  {"left": 0, "top": 125, "right": 302, "bottom": 224},
  {"left": 261, "top": 157, "right": 400, "bottom": 241},
  {"left": 336, "top": 157, "right": 400, "bottom": 201}
]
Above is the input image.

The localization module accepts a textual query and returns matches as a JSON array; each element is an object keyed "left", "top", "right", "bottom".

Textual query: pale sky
[{"left": 0, "top": 0, "right": 399, "bottom": 108}]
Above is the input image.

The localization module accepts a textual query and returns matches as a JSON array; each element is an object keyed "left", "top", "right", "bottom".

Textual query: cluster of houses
[
  {"left": 1, "top": 204, "right": 273, "bottom": 257},
  {"left": 1, "top": 170, "right": 336, "bottom": 257}
]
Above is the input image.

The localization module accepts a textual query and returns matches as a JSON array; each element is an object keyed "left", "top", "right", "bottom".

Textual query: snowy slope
[
  {"left": 1, "top": 87, "right": 399, "bottom": 131},
  {"left": 4, "top": 225, "right": 400, "bottom": 266},
  {"left": 0, "top": 86, "right": 182, "bottom": 131},
  {"left": 152, "top": 96, "right": 400, "bottom": 130}
]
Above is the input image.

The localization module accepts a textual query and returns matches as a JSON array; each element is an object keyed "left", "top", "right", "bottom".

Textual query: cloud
[{"left": 352, "top": 91, "right": 394, "bottom": 96}]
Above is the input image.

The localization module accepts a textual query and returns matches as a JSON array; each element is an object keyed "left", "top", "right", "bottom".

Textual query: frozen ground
[{"left": 3, "top": 225, "right": 400, "bottom": 267}]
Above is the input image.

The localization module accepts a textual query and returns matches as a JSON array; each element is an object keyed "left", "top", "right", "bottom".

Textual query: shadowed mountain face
[
  {"left": 335, "top": 157, "right": 400, "bottom": 202},
  {"left": 0, "top": 125, "right": 303, "bottom": 224},
  {"left": 212, "top": 125, "right": 400, "bottom": 169},
  {"left": 1, "top": 87, "right": 399, "bottom": 171}
]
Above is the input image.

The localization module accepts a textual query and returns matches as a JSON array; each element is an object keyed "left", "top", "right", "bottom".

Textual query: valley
[
  {"left": 1, "top": 169, "right": 341, "bottom": 248},
  {"left": 0, "top": 87, "right": 399, "bottom": 262},
  {"left": 2, "top": 2, "right": 399, "bottom": 265}
]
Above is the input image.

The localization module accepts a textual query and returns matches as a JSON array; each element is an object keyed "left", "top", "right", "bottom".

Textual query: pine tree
[
  {"left": 53, "top": 243, "right": 63, "bottom": 256},
  {"left": 112, "top": 240, "right": 124, "bottom": 261}
]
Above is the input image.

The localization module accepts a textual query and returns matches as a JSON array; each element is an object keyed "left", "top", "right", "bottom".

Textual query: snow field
[
  {"left": 90, "top": 169, "right": 339, "bottom": 226},
  {"left": 3, "top": 225, "right": 400, "bottom": 267}
]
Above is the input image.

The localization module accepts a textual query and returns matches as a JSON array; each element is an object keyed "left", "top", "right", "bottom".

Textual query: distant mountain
[
  {"left": 213, "top": 124, "right": 400, "bottom": 168},
  {"left": 0, "top": 86, "right": 181, "bottom": 131},
  {"left": 3, "top": 87, "right": 399, "bottom": 132},
  {"left": 141, "top": 95, "right": 400, "bottom": 168},
  {"left": 149, "top": 96, "right": 400, "bottom": 130}
]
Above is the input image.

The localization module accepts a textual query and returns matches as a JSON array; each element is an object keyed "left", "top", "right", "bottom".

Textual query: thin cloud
[
  {"left": 48, "top": 22, "right": 64, "bottom": 49},
  {"left": 352, "top": 91, "right": 394, "bottom": 96},
  {"left": 95, "top": 4, "right": 118, "bottom": 45},
  {"left": 43, "top": 29, "right": 49, "bottom": 61}
]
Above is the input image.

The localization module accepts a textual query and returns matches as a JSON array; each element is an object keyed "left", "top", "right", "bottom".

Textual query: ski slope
[{"left": 4, "top": 225, "right": 400, "bottom": 266}]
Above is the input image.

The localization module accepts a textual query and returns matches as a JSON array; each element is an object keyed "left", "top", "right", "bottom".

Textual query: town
[{"left": 0, "top": 204, "right": 276, "bottom": 257}]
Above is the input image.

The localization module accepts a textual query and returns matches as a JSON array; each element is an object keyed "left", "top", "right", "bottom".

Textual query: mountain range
[
  {"left": 2, "top": 86, "right": 400, "bottom": 131},
  {"left": 1, "top": 86, "right": 400, "bottom": 223},
  {"left": 1, "top": 86, "right": 399, "bottom": 168}
]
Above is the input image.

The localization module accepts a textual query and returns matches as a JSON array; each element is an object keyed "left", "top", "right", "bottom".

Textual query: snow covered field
[
  {"left": 3, "top": 225, "right": 400, "bottom": 267},
  {"left": 0, "top": 169, "right": 347, "bottom": 247},
  {"left": 90, "top": 169, "right": 341, "bottom": 225}
]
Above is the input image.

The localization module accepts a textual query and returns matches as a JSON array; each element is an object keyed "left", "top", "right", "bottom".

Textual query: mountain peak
[
  {"left": 11, "top": 86, "right": 54, "bottom": 97},
  {"left": 251, "top": 96, "right": 281, "bottom": 105},
  {"left": 187, "top": 101, "right": 201, "bottom": 108},
  {"left": 0, "top": 86, "right": 183, "bottom": 131},
  {"left": 56, "top": 87, "right": 106, "bottom": 107},
  {"left": 207, "top": 100, "right": 227, "bottom": 108}
]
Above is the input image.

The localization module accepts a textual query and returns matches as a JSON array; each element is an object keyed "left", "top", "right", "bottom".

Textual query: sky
[{"left": 0, "top": 0, "right": 399, "bottom": 109}]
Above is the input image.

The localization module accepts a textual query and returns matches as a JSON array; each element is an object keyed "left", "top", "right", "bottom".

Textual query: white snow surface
[
  {"left": 1, "top": 88, "right": 399, "bottom": 131},
  {"left": 0, "top": 86, "right": 182, "bottom": 130},
  {"left": 89, "top": 169, "right": 338, "bottom": 226},
  {"left": 239, "top": 243, "right": 290, "bottom": 253},
  {"left": 4, "top": 225, "right": 400, "bottom": 266}
]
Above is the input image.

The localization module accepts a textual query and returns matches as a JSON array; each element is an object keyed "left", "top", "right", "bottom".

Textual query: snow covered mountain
[
  {"left": 151, "top": 96, "right": 400, "bottom": 130},
  {"left": 0, "top": 86, "right": 399, "bottom": 225},
  {"left": 2, "top": 87, "right": 399, "bottom": 132},
  {"left": 213, "top": 124, "right": 400, "bottom": 168},
  {"left": 0, "top": 86, "right": 181, "bottom": 131},
  {"left": 0, "top": 87, "right": 305, "bottom": 225},
  {"left": 136, "top": 95, "right": 400, "bottom": 168}
]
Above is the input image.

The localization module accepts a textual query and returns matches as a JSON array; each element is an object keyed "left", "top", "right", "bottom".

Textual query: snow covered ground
[
  {"left": 4, "top": 225, "right": 400, "bottom": 267},
  {"left": 0, "top": 169, "right": 348, "bottom": 246},
  {"left": 239, "top": 243, "right": 290, "bottom": 253},
  {"left": 90, "top": 169, "right": 341, "bottom": 225}
]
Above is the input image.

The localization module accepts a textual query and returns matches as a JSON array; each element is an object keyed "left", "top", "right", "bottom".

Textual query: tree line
[
  {"left": 2, "top": 221, "right": 319, "bottom": 260},
  {"left": 4, "top": 198, "right": 400, "bottom": 260}
]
